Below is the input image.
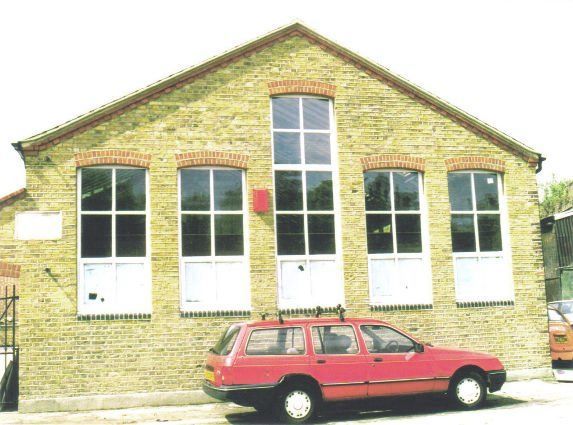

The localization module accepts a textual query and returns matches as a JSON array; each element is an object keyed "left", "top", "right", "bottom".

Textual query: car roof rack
[{"left": 261, "top": 305, "right": 346, "bottom": 323}]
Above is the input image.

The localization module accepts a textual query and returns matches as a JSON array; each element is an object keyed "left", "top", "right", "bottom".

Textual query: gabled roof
[
  {"left": 0, "top": 188, "right": 26, "bottom": 210},
  {"left": 13, "top": 21, "right": 541, "bottom": 164}
]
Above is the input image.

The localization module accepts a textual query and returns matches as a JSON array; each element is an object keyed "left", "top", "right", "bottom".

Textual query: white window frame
[
  {"left": 449, "top": 171, "right": 514, "bottom": 302},
  {"left": 77, "top": 166, "right": 151, "bottom": 315},
  {"left": 365, "top": 170, "right": 432, "bottom": 305},
  {"left": 271, "top": 95, "right": 344, "bottom": 309},
  {"left": 178, "top": 167, "right": 250, "bottom": 312}
]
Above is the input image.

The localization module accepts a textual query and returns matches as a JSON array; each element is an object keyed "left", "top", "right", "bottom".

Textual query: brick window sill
[
  {"left": 180, "top": 310, "right": 251, "bottom": 318},
  {"left": 77, "top": 313, "right": 151, "bottom": 321},
  {"left": 456, "top": 300, "right": 514, "bottom": 308},
  {"left": 370, "top": 304, "right": 433, "bottom": 312}
]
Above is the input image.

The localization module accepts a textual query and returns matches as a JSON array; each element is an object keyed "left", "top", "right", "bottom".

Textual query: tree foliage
[{"left": 540, "top": 178, "right": 573, "bottom": 218}]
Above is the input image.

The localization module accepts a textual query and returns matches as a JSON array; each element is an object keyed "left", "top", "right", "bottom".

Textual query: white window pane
[
  {"left": 397, "top": 258, "right": 425, "bottom": 302},
  {"left": 215, "top": 262, "right": 247, "bottom": 304},
  {"left": 309, "top": 260, "right": 340, "bottom": 304},
  {"left": 116, "top": 263, "right": 146, "bottom": 307},
  {"left": 480, "top": 256, "right": 509, "bottom": 300},
  {"left": 370, "top": 259, "right": 396, "bottom": 298},
  {"left": 280, "top": 261, "right": 308, "bottom": 301},
  {"left": 83, "top": 263, "right": 113, "bottom": 305},
  {"left": 184, "top": 262, "right": 213, "bottom": 303},
  {"left": 454, "top": 257, "right": 479, "bottom": 301}
]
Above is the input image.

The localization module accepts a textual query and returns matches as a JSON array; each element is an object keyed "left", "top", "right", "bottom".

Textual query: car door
[
  {"left": 360, "top": 324, "right": 437, "bottom": 397},
  {"left": 310, "top": 324, "right": 369, "bottom": 401}
]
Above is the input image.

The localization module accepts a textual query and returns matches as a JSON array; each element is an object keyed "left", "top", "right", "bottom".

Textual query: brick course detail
[
  {"left": 268, "top": 80, "right": 336, "bottom": 97},
  {"left": 445, "top": 156, "right": 505, "bottom": 173},
  {"left": 74, "top": 150, "right": 151, "bottom": 168},
  {"left": 361, "top": 154, "right": 425, "bottom": 172},
  {"left": 0, "top": 262, "right": 21, "bottom": 279},
  {"left": 175, "top": 151, "right": 249, "bottom": 169}
]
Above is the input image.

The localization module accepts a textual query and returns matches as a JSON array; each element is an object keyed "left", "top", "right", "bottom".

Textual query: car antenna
[
  {"left": 261, "top": 312, "right": 268, "bottom": 321},
  {"left": 315, "top": 306, "right": 323, "bottom": 318},
  {"left": 278, "top": 311, "right": 284, "bottom": 324},
  {"left": 336, "top": 304, "right": 346, "bottom": 321}
]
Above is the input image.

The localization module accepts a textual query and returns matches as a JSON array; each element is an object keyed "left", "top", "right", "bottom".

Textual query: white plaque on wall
[{"left": 15, "top": 212, "right": 62, "bottom": 240}]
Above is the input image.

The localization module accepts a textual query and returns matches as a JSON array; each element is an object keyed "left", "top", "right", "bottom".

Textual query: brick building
[{"left": 0, "top": 22, "right": 548, "bottom": 412}]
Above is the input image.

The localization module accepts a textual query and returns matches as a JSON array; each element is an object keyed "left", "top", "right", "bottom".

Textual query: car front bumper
[
  {"left": 202, "top": 380, "right": 277, "bottom": 406},
  {"left": 487, "top": 370, "right": 506, "bottom": 392}
]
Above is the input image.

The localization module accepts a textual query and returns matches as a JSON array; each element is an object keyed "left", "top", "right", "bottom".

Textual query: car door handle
[
  {"left": 317, "top": 359, "right": 326, "bottom": 364},
  {"left": 373, "top": 357, "right": 383, "bottom": 362}
]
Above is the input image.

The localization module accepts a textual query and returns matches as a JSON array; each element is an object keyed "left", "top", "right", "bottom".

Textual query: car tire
[
  {"left": 448, "top": 371, "right": 486, "bottom": 409},
  {"left": 275, "top": 384, "right": 317, "bottom": 424}
]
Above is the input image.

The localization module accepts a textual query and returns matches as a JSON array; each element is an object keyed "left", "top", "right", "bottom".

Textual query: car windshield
[
  {"left": 211, "top": 325, "right": 241, "bottom": 355},
  {"left": 550, "top": 301, "right": 573, "bottom": 322}
]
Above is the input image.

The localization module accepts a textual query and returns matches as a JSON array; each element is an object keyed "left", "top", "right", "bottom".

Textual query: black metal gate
[{"left": 0, "top": 285, "right": 18, "bottom": 411}]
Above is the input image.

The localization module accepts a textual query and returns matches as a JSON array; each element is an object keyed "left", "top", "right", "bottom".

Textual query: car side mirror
[{"left": 414, "top": 343, "right": 424, "bottom": 353}]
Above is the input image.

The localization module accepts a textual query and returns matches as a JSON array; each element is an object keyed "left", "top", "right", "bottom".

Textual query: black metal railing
[{"left": 0, "top": 285, "right": 18, "bottom": 411}]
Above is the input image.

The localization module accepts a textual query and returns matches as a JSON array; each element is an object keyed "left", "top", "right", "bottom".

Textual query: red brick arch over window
[
  {"left": 0, "top": 262, "right": 20, "bottom": 279},
  {"left": 361, "top": 154, "right": 425, "bottom": 172},
  {"left": 268, "top": 80, "right": 336, "bottom": 98},
  {"left": 445, "top": 156, "right": 505, "bottom": 173},
  {"left": 74, "top": 150, "right": 151, "bottom": 168},
  {"left": 175, "top": 151, "right": 249, "bottom": 169}
]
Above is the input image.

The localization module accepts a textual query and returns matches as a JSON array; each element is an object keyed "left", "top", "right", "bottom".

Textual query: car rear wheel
[
  {"left": 275, "top": 384, "right": 316, "bottom": 424},
  {"left": 449, "top": 371, "right": 486, "bottom": 409}
]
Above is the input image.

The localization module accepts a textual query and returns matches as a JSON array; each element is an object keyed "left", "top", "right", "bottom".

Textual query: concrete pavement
[{"left": 0, "top": 378, "right": 570, "bottom": 424}]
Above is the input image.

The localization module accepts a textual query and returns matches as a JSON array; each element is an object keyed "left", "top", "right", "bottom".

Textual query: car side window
[
  {"left": 245, "top": 327, "right": 305, "bottom": 356},
  {"left": 360, "top": 325, "right": 415, "bottom": 353},
  {"left": 312, "top": 325, "right": 359, "bottom": 355}
]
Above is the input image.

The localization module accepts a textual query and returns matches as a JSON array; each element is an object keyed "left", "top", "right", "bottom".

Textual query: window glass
[
  {"left": 276, "top": 214, "right": 305, "bottom": 255},
  {"left": 181, "top": 215, "right": 211, "bottom": 256},
  {"left": 364, "top": 171, "right": 390, "bottom": 211},
  {"left": 366, "top": 214, "right": 393, "bottom": 254},
  {"left": 246, "top": 328, "right": 305, "bottom": 356},
  {"left": 274, "top": 132, "right": 301, "bottom": 164},
  {"left": 181, "top": 169, "right": 210, "bottom": 211},
  {"left": 116, "top": 215, "right": 146, "bottom": 257},
  {"left": 303, "top": 98, "right": 330, "bottom": 130},
  {"left": 474, "top": 173, "right": 499, "bottom": 211},
  {"left": 448, "top": 173, "right": 472, "bottom": 211},
  {"left": 212, "top": 325, "right": 241, "bottom": 356},
  {"left": 360, "top": 325, "right": 415, "bottom": 353},
  {"left": 81, "top": 168, "right": 112, "bottom": 211},
  {"left": 81, "top": 215, "right": 111, "bottom": 257},
  {"left": 215, "top": 214, "right": 244, "bottom": 256},
  {"left": 304, "top": 133, "right": 331, "bottom": 164},
  {"left": 272, "top": 98, "right": 299, "bottom": 129},
  {"left": 395, "top": 214, "right": 422, "bottom": 253},
  {"left": 116, "top": 169, "right": 146, "bottom": 211},
  {"left": 214, "top": 170, "right": 243, "bottom": 211},
  {"left": 306, "top": 172, "right": 333, "bottom": 211},
  {"left": 477, "top": 214, "right": 502, "bottom": 251},
  {"left": 451, "top": 214, "right": 476, "bottom": 252},
  {"left": 393, "top": 172, "right": 419, "bottom": 211},
  {"left": 312, "top": 325, "right": 359, "bottom": 355},
  {"left": 308, "top": 215, "right": 335, "bottom": 255},
  {"left": 275, "top": 171, "right": 303, "bottom": 211}
]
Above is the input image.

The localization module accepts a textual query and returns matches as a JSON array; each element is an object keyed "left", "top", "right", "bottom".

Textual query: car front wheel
[
  {"left": 276, "top": 384, "right": 316, "bottom": 424},
  {"left": 449, "top": 372, "right": 486, "bottom": 409}
]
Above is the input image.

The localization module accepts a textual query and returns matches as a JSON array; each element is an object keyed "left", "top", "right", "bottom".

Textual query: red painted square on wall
[{"left": 253, "top": 189, "right": 269, "bottom": 213}]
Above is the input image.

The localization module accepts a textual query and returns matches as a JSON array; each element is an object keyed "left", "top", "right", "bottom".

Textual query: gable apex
[{"left": 14, "top": 21, "right": 541, "bottom": 165}]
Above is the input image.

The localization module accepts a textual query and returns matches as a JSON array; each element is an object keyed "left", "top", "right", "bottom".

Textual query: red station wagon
[{"left": 203, "top": 315, "right": 506, "bottom": 423}]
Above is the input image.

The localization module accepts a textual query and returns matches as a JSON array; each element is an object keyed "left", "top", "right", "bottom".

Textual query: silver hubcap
[
  {"left": 456, "top": 377, "right": 482, "bottom": 405},
  {"left": 284, "top": 390, "right": 312, "bottom": 419}
]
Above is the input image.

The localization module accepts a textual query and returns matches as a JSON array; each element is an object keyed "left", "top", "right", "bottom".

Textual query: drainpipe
[{"left": 536, "top": 154, "right": 546, "bottom": 174}]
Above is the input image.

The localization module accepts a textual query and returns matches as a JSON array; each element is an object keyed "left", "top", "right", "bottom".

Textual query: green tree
[{"left": 540, "top": 178, "right": 573, "bottom": 218}]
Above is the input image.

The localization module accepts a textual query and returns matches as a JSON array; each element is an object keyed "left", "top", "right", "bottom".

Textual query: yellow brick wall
[{"left": 0, "top": 35, "right": 548, "bottom": 402}]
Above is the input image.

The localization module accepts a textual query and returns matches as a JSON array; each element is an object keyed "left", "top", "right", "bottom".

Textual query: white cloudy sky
[{"left": 1, "top": 0, "right": 572, "bottom": 198}]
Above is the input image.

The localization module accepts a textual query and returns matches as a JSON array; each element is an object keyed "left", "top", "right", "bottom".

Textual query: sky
[{"left": 1, "top": 0, "right": 572, "bottom": 199}]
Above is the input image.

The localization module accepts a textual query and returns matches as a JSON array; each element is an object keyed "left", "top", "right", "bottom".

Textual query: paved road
[{"left": 0, "top": 379, "right": 571, "bottom": 424}]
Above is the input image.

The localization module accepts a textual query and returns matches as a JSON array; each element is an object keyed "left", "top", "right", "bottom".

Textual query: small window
[
  {"left": 246, "top": 328, "right": 305, "bottom": 356},
  {"left": 311, "top": 325, "right": 359, "bottom": 355},
  {"left": 360, "top": 325, "right": 415, "bottom": 353}
]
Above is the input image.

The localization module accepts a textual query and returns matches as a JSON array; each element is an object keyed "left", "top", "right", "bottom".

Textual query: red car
[{"left": 203, "top": 315, "right": 506, "bottom": 423}]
